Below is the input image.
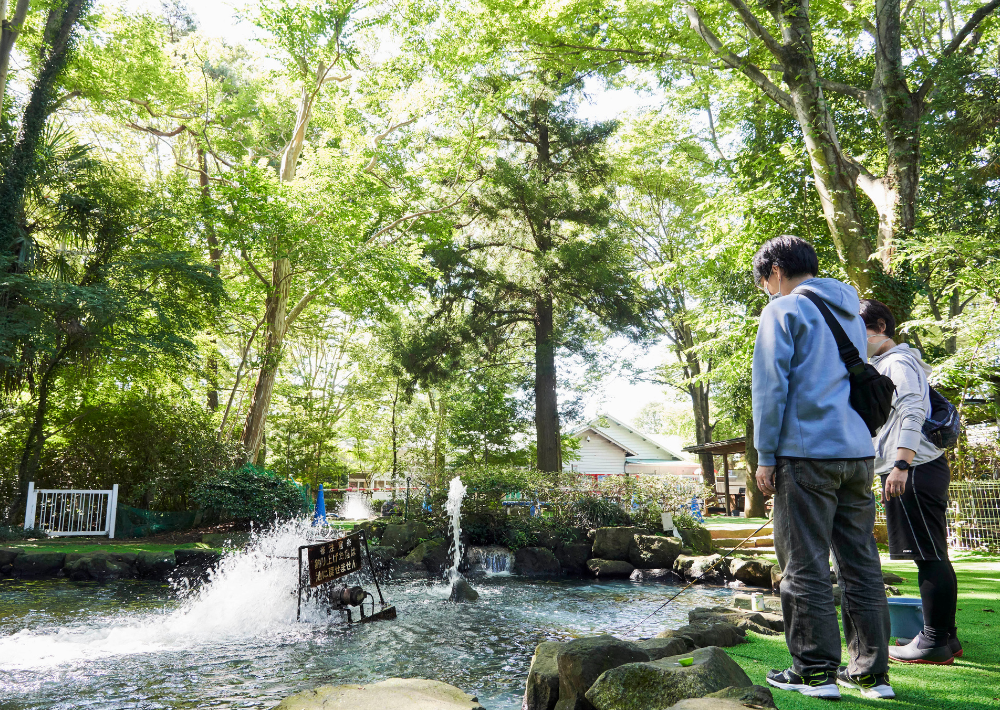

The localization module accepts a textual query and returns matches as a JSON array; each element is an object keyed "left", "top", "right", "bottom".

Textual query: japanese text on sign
[{"left": 306, "top": 532, "right": 362, "bottom": 587}]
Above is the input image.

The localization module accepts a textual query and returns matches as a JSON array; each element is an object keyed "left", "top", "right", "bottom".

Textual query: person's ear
[{"left": 878, "top": 318, "right": 886, "bottom": 335}]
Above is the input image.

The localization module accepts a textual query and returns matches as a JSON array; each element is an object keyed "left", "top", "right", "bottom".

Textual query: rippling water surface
[{"left": 0, "top": 522, "right": 732, "bottom": 709}]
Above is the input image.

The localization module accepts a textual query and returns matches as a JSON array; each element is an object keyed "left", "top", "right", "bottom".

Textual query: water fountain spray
[{"left": 444, "top": 476, "right": 478, "bottom": 602}]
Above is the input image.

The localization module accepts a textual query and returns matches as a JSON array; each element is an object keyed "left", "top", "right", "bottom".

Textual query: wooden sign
[{"left": 306, "top": 532, "right": 363, "bottom": 587}]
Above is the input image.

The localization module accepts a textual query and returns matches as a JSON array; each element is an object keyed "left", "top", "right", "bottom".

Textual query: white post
[
  {"left": 107, "top": 484, "right": 119, "bottom": 539},
  {"left": 23, "top": 481, "right": 36, "bottom": 529}
]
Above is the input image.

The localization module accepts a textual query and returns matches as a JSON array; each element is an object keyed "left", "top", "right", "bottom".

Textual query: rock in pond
[
  {"left": 404, "top": 539, "right": 443, "bottom": 565},
  {"left": 630, "top": 568, "right": 681, "bottom": 583},
  {"left": 701, "top": 684, "right": 776, "bottom": 708},
  {"left": 524, "top": 641, "right": 562, "bottom": 710},
  {"left": 689, "top": 606, "right": 784, "bottom": 635},
  {"left": 137, "top": 551, "right": 176, "bottom": 579},
  {"left": 63, "top": 553, "right": 134, "bottom": 581},
  {"left": 592, "top": 527, "right": 643, "bottom": 561},
  {"left": 673, "top": 555, "right": 727, "bottom": 585},
  {"left": 676, "top": 527, "right": 712, "bottom": 555},
  {"left": 556, "top": 542, "right": 592, "bottom": 575},
  {"left": 380, "top": 522, "right": 431, "bottom": 555},
  {"left": 584, "top": 646, "right": 753, "bottom": 710},
  {"left": 629, "top": 535, "right": 683, "bottom": 570},
  {"left": 274, "top": 678, "right": 483, "bottom": 710},
  {"left": 0, "top": 548, "right": 21, "bottom": 567},
  {"left": 514, "top": 547, "right": 562, "bottom": 577},
  {"left": 729, "top": 558, "right": 774, "bottom": 588},
  {"left": 448, "top": 577, "right": 479, "bottom": 602},
  {"left": 770, "top": 565, "right": 782, "bottom": 592},
  {"left": 555, "top": 635, "right": 649, "bottom": 710},
  {"left": 12, "top": 552, "right": 66, "bottom": 578},
  {"left": 586, "top": 559, "right": 635, "bottom": 579}
]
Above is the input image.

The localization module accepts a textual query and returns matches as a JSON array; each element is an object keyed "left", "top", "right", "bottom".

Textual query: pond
[{"left": 0, "top": 523, "right": 733, "bottom": 709}]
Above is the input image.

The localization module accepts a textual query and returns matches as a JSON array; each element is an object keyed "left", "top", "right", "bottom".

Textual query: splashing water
[
  {"left": 339, "top": 491, "right": 373, "bottom": 519},
  {"left": 445, "top": 476, "right": 467, "bottom": 584},
  {"left": 0, "top": 518, "right": 348, "bottom": 670}
]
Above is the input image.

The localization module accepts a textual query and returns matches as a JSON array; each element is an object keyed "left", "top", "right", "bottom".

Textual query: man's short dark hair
[
  {"left": 860, "top": 299, "right": 896, "bottom": 338},
  {"left": 752, "top": 235, "right": 819, "bottom": 283}
]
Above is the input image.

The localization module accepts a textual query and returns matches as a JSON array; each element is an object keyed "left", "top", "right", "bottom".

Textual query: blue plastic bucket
[{"left": 887, "top": 597, "right": 924, "bottom": 639}]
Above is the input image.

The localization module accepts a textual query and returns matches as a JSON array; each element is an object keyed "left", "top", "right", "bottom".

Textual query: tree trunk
[
  {"left": 0, "top": 0, "right": 31, "bottom": 111},
  {"left": 9, "top": 356, "right": 57, "bottom": 523},
  {"left": 0, "top": 0, "right": 88, "bottom": 261},
  {"left": 199, "top": 147, "right": 221, "bottom": 411},
  {"left": 777, "top": 0, "right": 874, "bottom": 294},
  {"left": 743, "top": 418, "right": 766, "bottom": 518},
  {"left": 534, "top": 293, "right": 562, "bottom": 472},
  {"left": 240, "top": 257, "right": 290, "bottom": 458},
  {"left": 689, "top": 381, "right": 716, "bottom": 488}
]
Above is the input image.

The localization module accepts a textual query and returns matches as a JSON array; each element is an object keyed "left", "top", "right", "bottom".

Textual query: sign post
[{"left": 296, "top": 528, "right": 395, "bottom": 623}]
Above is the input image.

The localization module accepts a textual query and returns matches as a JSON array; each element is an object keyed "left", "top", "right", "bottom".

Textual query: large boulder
[
  {"left": 584, "top": 646, "right": 753, "bottom": 710},
  {"left": 769, "top": 566, "right": 782, "bottom": 592},
  {"left": 404, "top": 539, "right": 443, "bottom": 566},
  {"left": 63, "top": 553, "right": 133, "bottom": 581},
  {"left": 524, "top": 641, "right": 562, "bottom": 710},
  {"left": 514, "top": 547, "right": 562, "bottom": 577},
  {"left": 637, "top": 637, "right": 690, "bottom": 660},
  {"left": 174, "top": 548, "right": 222, "bottom": 567},
  {"left": 729, "top": 558, "right": 774, "bottom": 588},
  {"left": 586, "top": 559, "right": 635, "bottom": 579},
  {"left": 274, "top": 678, "right": 483, "bottom": 710},
  {"left": 380, "top": 522, "right": 431, "bottom": 555},
  {"left": 555, "top": 635, "right": 649, "bottom": 710},
  {"left": 673, "top": 555, "right": 727, "bottom": 585},
  {"left": 592, "top": 527, "right": 642, "bottom": 561},
  {"left": 12, "top": 552, "right": 65, "bottom": 578},
  {"left": 656, "top": 623, "right": 744, "bottom": 649},
  {"left": 676, "top": 527, "right": 712, "bottom": 555},
  {"left": 629, "top": 535, "right": 683, "bottom": 569},
  {"left": 556, "top": 542, "right": 592, "bottom": 575},
  {"left": 0, "top": 548, "right": 21, "bottom": 566},
  {"left": 137, "top": 551, "right": 176, "bottom": 579}
]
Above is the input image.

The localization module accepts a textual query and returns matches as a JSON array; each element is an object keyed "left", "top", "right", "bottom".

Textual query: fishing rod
[{"left": 622, "top": 516, "right": 774, "bottom": 635}]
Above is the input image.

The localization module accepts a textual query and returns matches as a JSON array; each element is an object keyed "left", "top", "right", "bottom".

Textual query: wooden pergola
[{"left": 683, "top": 437, "right": 746, "bottom": 516}]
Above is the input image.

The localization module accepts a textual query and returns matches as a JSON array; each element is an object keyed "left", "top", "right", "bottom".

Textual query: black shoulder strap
[{"left": 798, "top": 290, "right": 866, "bottom": 374}]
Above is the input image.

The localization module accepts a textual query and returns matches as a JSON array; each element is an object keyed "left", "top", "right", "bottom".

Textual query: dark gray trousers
[{"left": 773, "top": 457, "right": 890, "bottom": 676}]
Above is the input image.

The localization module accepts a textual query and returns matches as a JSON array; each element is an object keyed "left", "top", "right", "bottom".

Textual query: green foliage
[
  {"left": 193, "top": 464, "right": 309, "bottom": 525},
  {"left": 0, "top": 525, "right": 49, "bottom": 541},
  {"left": 565, "top": 496, "right": 632, "bottom": 529}
]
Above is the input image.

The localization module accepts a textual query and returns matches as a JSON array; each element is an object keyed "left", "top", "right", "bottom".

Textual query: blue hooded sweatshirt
[{"left": 752, "top": 277, "right": 875, "bottom": 466}]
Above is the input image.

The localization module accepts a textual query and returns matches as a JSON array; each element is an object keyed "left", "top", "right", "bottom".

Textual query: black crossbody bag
[{"left": 800, "top": 291, "right": 896, "bottom": 436}]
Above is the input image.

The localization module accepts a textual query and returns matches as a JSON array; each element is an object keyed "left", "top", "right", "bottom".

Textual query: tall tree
[{"left": 407, "top": 75, "right": 653, "bottom": 472}]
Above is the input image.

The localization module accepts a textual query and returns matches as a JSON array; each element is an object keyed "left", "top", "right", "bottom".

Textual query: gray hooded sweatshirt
[
  {"left": 869, "top": 343, "right": 943, "bottom": 474},
  {"left": 752, "top": 278, "right": 875, "bottom": 466}
]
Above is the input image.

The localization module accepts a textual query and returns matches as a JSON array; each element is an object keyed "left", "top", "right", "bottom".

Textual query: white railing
[{"left": 23, "top": 482, "right": 119, "bottom": 538}]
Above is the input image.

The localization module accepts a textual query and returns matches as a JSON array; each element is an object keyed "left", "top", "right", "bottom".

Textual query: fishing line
[{"left": 620, "top": 516, "right": 774, "bottom": 635}]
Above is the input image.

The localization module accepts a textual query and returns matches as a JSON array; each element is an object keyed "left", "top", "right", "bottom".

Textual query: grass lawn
[
  {"left": 2, "top": 539, "right": 206, "bottom": 554},
  {"left": 727, "top": 553, "right": 1000, "bottom": 709}
]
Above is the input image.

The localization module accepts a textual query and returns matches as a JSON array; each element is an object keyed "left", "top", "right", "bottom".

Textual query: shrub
[
  {"left": 193, "top": 464, "right": 309, "bottom": 527},
  {"left": 566, "top": 496, "right": 632, "bottom": 528},
  {"left": 0, "top": 525, "right": 48, "bottom": 542}
]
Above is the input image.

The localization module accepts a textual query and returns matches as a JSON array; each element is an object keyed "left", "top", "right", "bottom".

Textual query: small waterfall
[
  {"left": 445, "top": 476, "right": 468, "bottom": 583},
  {"left": 467, "top": 546, "right": 514, "bottom": 575}
]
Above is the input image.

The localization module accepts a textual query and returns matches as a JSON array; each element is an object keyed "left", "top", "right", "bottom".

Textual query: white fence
[{"left": 23, "top": 482, "right": 119, "bottom": 538}]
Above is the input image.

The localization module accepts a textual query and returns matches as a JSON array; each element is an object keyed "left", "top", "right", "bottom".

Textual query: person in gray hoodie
[
  {"left": 861, "top": 298, "right": 961, "bottom": 665},
  {"left": 752, "top": 236, "right": 892, "bottom": 700}
]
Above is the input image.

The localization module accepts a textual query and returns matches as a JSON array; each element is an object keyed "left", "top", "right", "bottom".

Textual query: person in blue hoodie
[{"left": 751, "top": 236, "right": 893, "bottom": 701}]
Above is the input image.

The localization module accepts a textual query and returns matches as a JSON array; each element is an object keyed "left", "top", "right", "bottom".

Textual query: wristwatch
[{"left": 893, "top": 460, "right": 911, "bottom": 471}]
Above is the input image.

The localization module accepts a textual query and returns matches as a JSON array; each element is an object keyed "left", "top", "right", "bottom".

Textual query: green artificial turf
[{"left": 728, "top": 553, "right": 1000, "bottom": 710}]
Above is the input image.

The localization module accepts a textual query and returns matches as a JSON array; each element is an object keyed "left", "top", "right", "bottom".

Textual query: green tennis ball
[{"left": 679, "top": 657, "right": 694, "bottom": 667}]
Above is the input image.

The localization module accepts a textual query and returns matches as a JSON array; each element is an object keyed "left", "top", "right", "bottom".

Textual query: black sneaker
[
  {"left": 766, "top": 668, "right": 840, "bottom": 699},
  {"left": 837, "top": 667, "right": 895, "bottom": 699}
]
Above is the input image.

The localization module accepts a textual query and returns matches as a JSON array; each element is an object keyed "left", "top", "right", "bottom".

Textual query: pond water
[{"left": 0, "top": 522, "right": 733, "bottom": 710}]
